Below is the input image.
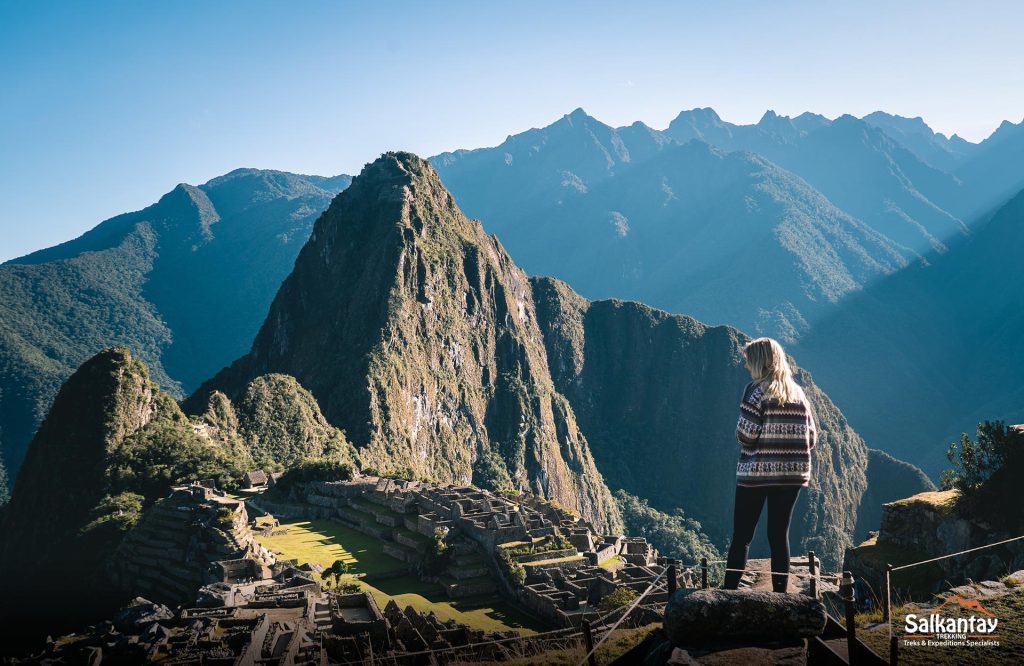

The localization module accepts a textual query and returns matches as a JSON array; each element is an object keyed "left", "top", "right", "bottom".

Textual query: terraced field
[{"left": 253, "top": 516, "right": 544, "bottom": 634}]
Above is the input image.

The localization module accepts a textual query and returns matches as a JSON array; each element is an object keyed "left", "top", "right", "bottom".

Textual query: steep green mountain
[
  {"left": 665, "top": 110, "right": 968, "bottom": 253},
  {"left": 189, "top": 152, "right": 623, "bottom": 532},
  {"left": 0, "top": 169, "right": 350, "bottom": 482},
  {"left": 0, "top": 348, "right": 243, "bottom": 640},
  {"left": 794, "top": 188, "right": 1024, "bottom": 478},
  {"left": 433, "top": 110, "right": 907, "bottom": 342},
  {"left": 0, "top": 347, "right": 351, "bottom": 642},
  {"left": 530, "top": 276, "right": 872, "bottom": 568}
]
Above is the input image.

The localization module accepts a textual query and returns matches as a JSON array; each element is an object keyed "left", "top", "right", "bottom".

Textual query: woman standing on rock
[{"left": 723, "top": 337, "right": 816, "bottom": 593}]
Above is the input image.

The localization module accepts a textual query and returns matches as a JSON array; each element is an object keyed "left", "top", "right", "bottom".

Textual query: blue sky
[{"left": 2, "top": 0, "right": 1022, "bottom": 261}]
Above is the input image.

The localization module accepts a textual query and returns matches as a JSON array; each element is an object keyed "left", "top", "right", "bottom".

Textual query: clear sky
[{"left": 2, "top": 0, "right": 1022, "bottom": 261}]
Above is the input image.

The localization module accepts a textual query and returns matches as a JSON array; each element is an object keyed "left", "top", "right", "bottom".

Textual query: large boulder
[{"left": 664, "top": 589, "right": 826, "bottom": 645}]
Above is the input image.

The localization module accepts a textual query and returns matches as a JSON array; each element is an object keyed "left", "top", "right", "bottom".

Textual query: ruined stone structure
[
  {"left": 110, "top": 484, "right": 274, "bottom": 603},
  {"left": 261, "top": 476, "right": 662, "bottom": 627}
]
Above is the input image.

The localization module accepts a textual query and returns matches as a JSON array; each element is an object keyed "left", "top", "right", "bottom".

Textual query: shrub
[
  {"left": 496, "top": 549, "right": 526, "bottom": 587},
  {"left": 597, "top": 586, "right": 638, "bottom": 612}
]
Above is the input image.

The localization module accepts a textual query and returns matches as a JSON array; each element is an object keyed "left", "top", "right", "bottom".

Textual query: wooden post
[
  {"left": 581, "top": 619, "right": 597, "bottom": 666},
  {"left": 883, "top": 564, "right": 893, "bottom": 623},
  {"left": 701, "top": 557, "right": 708, "bottom": 589},
  {"left": 890, "top": 635, "right": 899, "bottom": 666},
  {"left": 842, "top": 571, "right": 857, "bottom": 665},
  {"left": 667, "top": 563, "right": 677, "bottom": 595},
  {"left": 808, "top": 551, "right": 818, "bottom": 599}
]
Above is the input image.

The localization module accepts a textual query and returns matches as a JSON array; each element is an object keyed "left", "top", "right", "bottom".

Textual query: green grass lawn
[{"left": 253, "top": 517, "right": 545, "bottom": 634}]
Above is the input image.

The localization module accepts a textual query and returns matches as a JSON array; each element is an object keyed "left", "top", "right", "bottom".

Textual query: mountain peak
[{"left": 192, "top": 151, "right": 621, "bottom": 531}]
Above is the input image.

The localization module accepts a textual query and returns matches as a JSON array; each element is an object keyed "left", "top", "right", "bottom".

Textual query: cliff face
[
  {"left": 191, "top": 153, "right": 621, "bottom": 532},
  {"left": 530, "top": 276, "right": 869, "bottom": 568}
]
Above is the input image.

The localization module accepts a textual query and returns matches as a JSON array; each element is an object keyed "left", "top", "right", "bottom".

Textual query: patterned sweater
[{"left": 735, "top": 381, "right": 816, "bottom": 487}]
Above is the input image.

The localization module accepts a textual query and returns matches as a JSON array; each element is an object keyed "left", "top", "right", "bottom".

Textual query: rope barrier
[
  {"left": 883, "top": 531, "right": 1024, "bottom": 663},
  {"left": 890, "top": 533, "right": 1024, "bottom": 571},
  {"left": 576, "top": 566, "right": 668, "bottom": 666}
]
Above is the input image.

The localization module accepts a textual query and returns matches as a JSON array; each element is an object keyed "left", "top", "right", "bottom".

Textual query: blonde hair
[{"left": 743, "top": 337, "right": 807, "bottom": 405}]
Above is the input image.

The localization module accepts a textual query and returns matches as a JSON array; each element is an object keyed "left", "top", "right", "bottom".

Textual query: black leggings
[{"left": 723, "top": 485, "right": 801, "bottom": 592}]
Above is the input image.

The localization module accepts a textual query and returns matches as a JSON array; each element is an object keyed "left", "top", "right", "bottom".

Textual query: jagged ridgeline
[
  {"left": 188, "top": 152, "right": 623, "bottom": 533},
  {"left": 0, "top": 347, "right": 352, "bottom": 637}
]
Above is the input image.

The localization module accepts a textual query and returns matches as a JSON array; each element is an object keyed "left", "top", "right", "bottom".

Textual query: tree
[
  {"left": 320, "top": 569, "right": 333, "bottom": 588},
  {"left": 942, "top": 420, "right": 1024, "bottom": 529},
  {"left": 330, "top": 559, "right": 350, "bottom": 588}
]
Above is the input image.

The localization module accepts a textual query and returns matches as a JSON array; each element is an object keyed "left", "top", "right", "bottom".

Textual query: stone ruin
[
  {"left": 28, "top": 478, "right": 667, "bottom": 663},
  {"left": 110, "top": 484, "right": 275, "bottom": 603},
  {"left": 259, "top": 476, "right": 662, "bottom": 627}
]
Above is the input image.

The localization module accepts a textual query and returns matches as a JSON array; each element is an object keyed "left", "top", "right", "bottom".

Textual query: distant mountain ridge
[
  {"left": 432, "top": 109, "right": 912, "bottom": 340},
  {"left": 795, "top": 187, "right": 1024, "bottom": 476},
  {"left": 0, "top": 168, "right": 351, "bottom": 480}
]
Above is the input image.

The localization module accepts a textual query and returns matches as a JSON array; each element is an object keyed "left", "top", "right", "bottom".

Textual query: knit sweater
[{"left": 735, "top": 381, "right": 816, "bottom": 487}]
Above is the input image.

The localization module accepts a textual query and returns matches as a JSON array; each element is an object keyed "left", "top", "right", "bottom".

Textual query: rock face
[
  {"left": 663, "top": 588, "right": 826, "bottom": 644},
  {"left": 531, "top": 276, "right": 867, "bottom": 568},
  {"left": 190, "top": 152, "right": 621, "bottom": 532}
]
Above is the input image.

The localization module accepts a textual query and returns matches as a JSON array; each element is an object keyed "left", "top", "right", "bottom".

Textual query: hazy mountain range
[{"left": 2, "top": 106, "right": 1022, "bottom": 493}]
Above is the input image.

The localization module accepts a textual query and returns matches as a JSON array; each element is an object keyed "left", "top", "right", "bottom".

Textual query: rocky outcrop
[
  {"left": 845, "top": 489, "right": 1024, "bottom": 596},
  {"left": 190, "top": 153, "right": 621, "bottom": 532},
  {"left": 531, "top": 276, "right": 868, "bottom": 568},
  {"left": 663, "top": 588, "right": 826, "bottom": 644}
]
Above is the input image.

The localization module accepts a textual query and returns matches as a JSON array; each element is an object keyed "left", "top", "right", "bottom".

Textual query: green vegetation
[
  {"left": 472, "top": 448, "right": 514, "bottom": 491},
  {"left": 942, "top": 420, "right": 1024, "bottom": 530},
  {"left": 253, "top": 516, "right": 543, "bottom": 633},
  {"left": 504, "top": 534, "right": 572, "bottom": 558},
  {"left": 597, "top": 586, "right": 638, "bottom": 612},
  {"left": 274, "top": 458, "right": 354, "bottom": 490},
  {"left": 420, "top": 528, "right": 452, "bottom": 575},
  {"left": 105, "top": 419, "right": 247, "bottom": 501},
  {"left": 0, "top": 169, "right": 349, "bottom": 487},
  {"left": 614, "top": 490, "right": 720, "bottom": 564},
  {"left": 497, "top": 548, "right": 527, "bottom": 587},
  {"left": 235, "top": 374, "right": 355, "bottom": 469}
]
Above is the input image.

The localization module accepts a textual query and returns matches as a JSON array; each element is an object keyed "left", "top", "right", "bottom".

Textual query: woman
[{"left": 723, "top": 337, "right": 816, "bottom": 593}]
